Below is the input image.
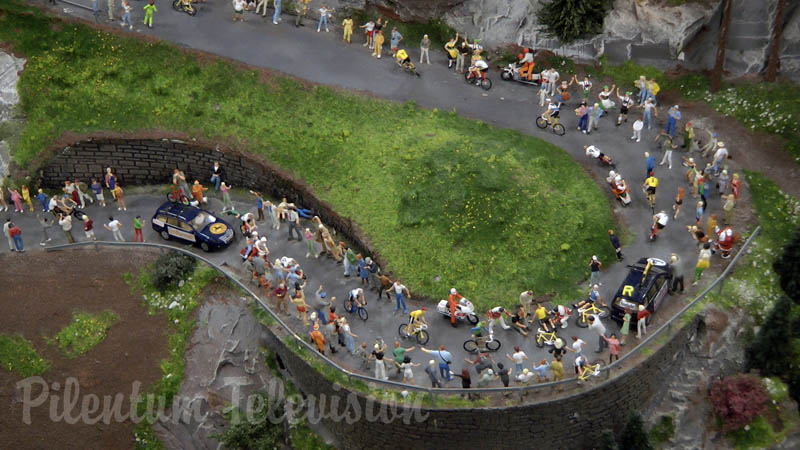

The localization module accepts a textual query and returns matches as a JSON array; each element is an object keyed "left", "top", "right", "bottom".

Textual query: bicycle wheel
[
  {"left": 553, "top": 123, "right": 566, "bottom": 136},
  {"left": 535, "top": 116, "right": 548, "bottom": 129},
  {"left": 398, "top": 323, "right": 411, "bottom": 339},
  {"left": 172, "top": 0, "right": 181, "bottom": 10},
  {"left": 535, "top": 334, "right": 545, "bottom": 348},
  {"left": 167, "top": 191, "right": 179, "bottom": 203},
  {"left": 343, "top": 297, "right": 354, "bottom": 314},
  {"left": 575, "top": 313, "right": 589, "bottom": 328},
  {"left": 358, "top": 307, "right": 368, "bottom": 321},
  {"left": 480, "top": 78, "right": 492, "bottom": 91},
  {"left": 596, "top": 306, "right": 611, "bottom": 319},
  {"left": 187, "top": 5, "right": 197, "bottom": 15},
  {"left": 485, "top": 339, "right": 501, "bottom": 352},
  {"left": 464, "top": 73, "right": 473, "bottom": 84},
  {"left": 416, "top": 330, "right": 429, "bottom": 345},
  {"left": 463, "top": 339, "right": 478, "bottom": 353}
]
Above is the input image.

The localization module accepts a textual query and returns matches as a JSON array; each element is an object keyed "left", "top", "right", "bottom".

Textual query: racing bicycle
[
  {"left": 577, "top": 359, "right": 604, "bottom": 382},
  {"left": 535, "top": 327, "right": 559, "bottom": 348},
  {"left": 464, "top": 70, "right": 492, "bottom": 90},
  {"left": 398, "top": 322, "right": 429, "bottom": 345},
  {"left": 463, "top": 334, "right": 501, "bottom": 353},
  {"left": 167, "top": 185, "right": 190, "bottom": 205},
  {"left": 343, "top": 296, "right": 368, "bottom": 321},
  {"left": 574, "top": 303, "right": 611, "bottom": 328},
  {"left": 535, "top": 114, "right": 566, "bottom": 136}
]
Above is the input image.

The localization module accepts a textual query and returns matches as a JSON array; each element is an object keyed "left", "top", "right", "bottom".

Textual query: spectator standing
[
  {"left": 286, "top": 206, "right": 302, "bottom": 241},
  {"left": 249, "top": 191, "right": 264, "bottom": 222},
  {"left": 706, "top": 214, "right": 718, "bottom": 240},
  {"left": 107, "top": 0, "right": 115, "bottom": 20},
  {"left": 712, "top": 142, "right": 729, "bottom": 176},
  {"left": 272, "top": 0, "right": 282, "bottom": 25},
  {"left": 454, "top": 368, "right": 472, "bottom": 390},
  {"left": 588, "top": 315, "right": 607, "bottom": 353},
  {"left": 255, "top": 0, "right": 267, "bottom": 16},
  {"left": 640, "top": 97, "right": 657, "bottom": 130},
  {"left": 419, "top": 34, "right": 430, "bottom": 64},
  {"left": 372, "top": 30, "right": 384, "bottom": 58},
  {"left": 550, "top": 357, "right": 564, "bottom": 386},
  {"left": 385, "top": 279, "right": 409, "bottom": 314},
  {"left": 425, "top": 360, "right": 441, "bottom": 388},
  {"left": 420, "top": 345, "right": 453, "bottom": 381},
  {"left": 608, "top": 229, "right": 622, "bottom": 260},
  {"left": 133, "top": 215, "right": 144, "bottom": 242},
  {"left": 232, "top": 0, "right": 245, "bottom": 22},
  {"left": 631, "top": 117, "right": 643, "bottom": 142},
  {"left": 210, "top": 162, "right": 223, "bottom": 191},
  {"left": 113, "top": 185, "right": 127, "bottom": 211},
  {"left": 21, "top": 186, "right": 34, "bottom": 212},
  {"left": 673, "top": 186, "right": 685, "bottom": 219},
  {"left": 569, "top": 336, "right": 586, "bottom": 356},
  {"left": 683, "top": 122, "right": 695, "bottom": 150},
  {"left": 723, "top": 193, "right": 736, "bottom": 225},
  {"left": 506, "top": 346, "right": 528, "bottom": 375},
  {"left": 587, "top": 103, "right": 602, "bottom": 134},
  {"left": 576, "top": 101, "right": 589, "bottom": 133},
  {"left": 717, "top": 170, "right": 730, "bottom": 196},
  {"left": 360, "top": 18, "right": 375, "bottom": 47},
  {"left": 602, "top": 334, "right": 620, "bottom": 363},
  {"left": 343, "top": 245, "right": 357, "bottom": 277},
  {"left": 370, "top": 344, "right": 388, "bottom": 381},
  {"left": 390, "top": 27, "right": 403, "bottom": 56},
  {"left": 8, "top": 222, "right": 23, "bottom": 252},
  {"left": 635, "top": 75, "right": 648, "bottom": 105},
  {"left": 309, "top": 323, "right": 326, "bottom": 354},
  {"left": 36, "top": 189, "right": 48, "bottom": 212},
  {"left": 220, "top": 182, "right": 233, "bottom": 212},
  {"left": 342, "top": 15, "right": 353, "bottom": 43},
  {"left": 8, "top": 187, "right": 23, "bottom": 213},
  {"left": 83, "top": 215, "right": 96, "bottom": 241},
  {"left": 456, "top": 39, "right": 469, "bottom": 73},
  {"left": 58, "top": 213, "right": 75, "bottom": 244},
  {"left": 3, "top": 219, "right": 13, "bottom": 250},
  {"left": 191, "top": 181, "right": 207, "bottom": 205},
  {"left": 105, "top": 216, "right": 124, "bottom": 242},
  {"left": 316, "top": 4, "right": 330, "bottom": 32},
  {"left": 38, "top": 215, "right": 53, "bottom": 246},
  {"left": 664, "top": 105, "right": 681, "bottom": 138},
  {"left": 120, "top": 0, "right": 133, "bottom": 30},
  {"left": 636, "top": 305, "right": 651, "bottom": 339},
  {"left": 620, "top": 308, "right": 631, "bottom": 346},
  {"left": 669, "top": 253, "right": 685, "bottom": 294},
  {"left": 730, "top": 173, "right": 741, "bottom": 201},
  {"left": 588, "top": 255, "right": 602, "bottom": 286},
  {"left": 0, "top": 182, "right": 7, "bottom": 212},
  {"left": 293, "top": 0, "right": 309, "bottom": 26},
  {"left": 496, "top": 362, "right": 511, "bottom": 387},
  {"left": 143, "top": 0, "right": 157, "bottom": 27},
  {"left": 91, "top": 179, "right": 105, "bottom": 207}
]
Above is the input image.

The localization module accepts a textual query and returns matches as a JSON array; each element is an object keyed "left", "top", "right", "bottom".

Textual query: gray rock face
[
  {"left": 723, "top": 0, "right": 779, "bottom": 74},
  {"left": 781, "top": 3, "right": 800, "bottom": 81},
  {"left": 0, "top": 50, "right": 25, "bottom": 179}
]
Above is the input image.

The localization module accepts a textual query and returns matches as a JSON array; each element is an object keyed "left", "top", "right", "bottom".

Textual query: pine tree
[
  {"left": 745, "top": 295, "right": 793, "bottom": 376},
  {"left": 536, "top": 0, "right": 613, "bottom": 44},
  {"left": 599, "top": 428, "right": 620, "bottom": 450},
  {"left": 774, "top": 227, "right": 800, "bottom": 303},
  {"left": 619, "top": 411, "right": 654, "bottom": 450}
]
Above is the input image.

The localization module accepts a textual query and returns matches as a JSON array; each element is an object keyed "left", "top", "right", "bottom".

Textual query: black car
[
  {"left": 610, "top": 257, "right": 670, "bottom": 325},
  {"left": 151, "top": 201, "right": 234, "bottom": 252}
]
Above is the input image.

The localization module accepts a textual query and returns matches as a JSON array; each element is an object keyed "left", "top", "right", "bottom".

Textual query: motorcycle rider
[
  {"left": 448, "top": 287, "right": 464, "bottom": 327},
  {"left": 518, "top": 47, "right": 535, "bottom": 80}
]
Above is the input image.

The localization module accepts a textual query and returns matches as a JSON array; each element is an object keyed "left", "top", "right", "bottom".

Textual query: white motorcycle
[
  {"left": 500, "top": 62, "right": 541, "bottom": 87},
  {"left": 437, "top": 298, "right": 479, "bottom": 325}
]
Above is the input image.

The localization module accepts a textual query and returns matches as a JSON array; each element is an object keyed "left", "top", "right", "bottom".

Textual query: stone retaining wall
[
  {"left": 263, "top": 318, "right": 697, "bottom": 449},
  {"left": 37, "top": 137, "right": 388, "bottom": 269}
]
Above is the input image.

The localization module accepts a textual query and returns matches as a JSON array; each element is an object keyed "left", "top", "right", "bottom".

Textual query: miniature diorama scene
[{"left": 1, "top": 0, "right": 800, "bottom": 449}]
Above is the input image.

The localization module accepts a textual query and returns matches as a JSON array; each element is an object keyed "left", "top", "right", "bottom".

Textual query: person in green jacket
[
  {"left": 143, "top": 0, "right": 157, "bottom": 28},
  {"left": 133, "top": 215, "right": 144, "bottom": 242}
]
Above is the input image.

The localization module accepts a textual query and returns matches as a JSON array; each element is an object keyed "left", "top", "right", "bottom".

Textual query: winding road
[{"left": 5, "top": 0, "right": 739, "bottom": 387}]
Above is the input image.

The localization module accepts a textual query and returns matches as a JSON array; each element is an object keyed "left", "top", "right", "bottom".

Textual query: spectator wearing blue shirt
[
  {"left": 421, "top": 345, "right": 453, "bottom": 381},
  {"left": 35, "top": 189, "right": 48, "bottom": 212},
  {"left": 665, "top": 105, "right": 681, "bottom": 138},
  {"left": 645, "top": 152, "right": 656, "bottom": 179}
]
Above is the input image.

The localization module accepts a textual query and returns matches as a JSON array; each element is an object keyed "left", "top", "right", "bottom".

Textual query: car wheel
[
  {"left": 200, "top": 242, "right": 210, "bottom": 252},
  {"left": 160, "top": 230, "right": 170, "bottom": 240}
]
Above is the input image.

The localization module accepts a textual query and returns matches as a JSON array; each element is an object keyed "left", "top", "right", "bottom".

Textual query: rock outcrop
[{"left": 0, "top": 50, "right": 25, "bottom": 179}]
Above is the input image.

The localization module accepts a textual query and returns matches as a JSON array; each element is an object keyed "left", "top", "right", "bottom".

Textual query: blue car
[
  {"left": 610, "top": 257, "right": 670, "bottom": 325},
  {"left": 152, "top": 201, "right": 234, "bottom": 252}
]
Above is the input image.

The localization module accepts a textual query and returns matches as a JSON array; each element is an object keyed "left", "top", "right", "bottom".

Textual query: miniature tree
[
  {"left": 774, "top": 227, "right": 800, "bottom": 303},
  {"left": 536, "top": 0, "right": 612, "bottom": 44},
  {"left": 599, "top": 428, "right": 619, "bottom": 450},
  {"left": 709, "top": 374, "right": 769, "bottom": 430},
  {"left": 619, "top": 411, "right": 653, "bottom": 450}
]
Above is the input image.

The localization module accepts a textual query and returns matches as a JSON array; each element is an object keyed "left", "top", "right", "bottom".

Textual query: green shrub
[
  {"left": 648, "top": 414, "right": 675, "bottom": 444},
  {"left": 726, "top": 415, "right": 781, "bottom": 449},
  {"left": 0, "top": 334, "right": 51, "bottom": 377},
  {"left": 149, "top": 251, "right": 197, "bottom": 291},
  {"left": 212, "top": 393, "right": 283, "bottom": 450},
  {"left": 537, "top": 0, "right": 613, "bottom": 44},
  {"left": 48, "top": 311, "right": 119, "bottom": 358}
]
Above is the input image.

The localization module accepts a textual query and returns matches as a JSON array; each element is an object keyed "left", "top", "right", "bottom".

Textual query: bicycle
[
  {"left": 577, "top": 359, "right": 604, "bottom": 382},
  {"left": 172, "top": 0, "right": 198, "bottom": 16},
  {"left": 574, "top": 303, "right": 611, "bottom": 328},
  {"left": 463, "top": 334, "right": 501, "bottom": 353},
  {"left": 535, "top": 114, "right": 566, "bottom": 136},
  {"left": 397, "top": 60, "right": 421, "bottom": 77},
  {"left": 464, "top": 70, "right": 492, "bottom": 90},
  {"left": 398, "top": 322, "right": 429, "bottom": 345},
  {"left": 534, "top": 327, "right": 559, "bottom": 348},
  {"left": 343, "top": 296, "right": 368, "bottom": 321},
  {"left": 167, "top": 185, "right": 190, "bottom": 205}
]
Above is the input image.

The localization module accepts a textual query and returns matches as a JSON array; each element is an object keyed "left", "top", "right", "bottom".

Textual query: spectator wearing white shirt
[{"left": 105, "top": 216, "right": 124, "bottom": 242}]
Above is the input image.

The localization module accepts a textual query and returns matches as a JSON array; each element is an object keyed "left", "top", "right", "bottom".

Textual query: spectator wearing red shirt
[
  {"left": 8, "top": 222, "right": 23, "bottom": 252},
  {"left": 636, "top": 305, "right": 651, "bottom": 339},
  {"left": 602, "top": 333, "right": 621, "bottom": 363}
]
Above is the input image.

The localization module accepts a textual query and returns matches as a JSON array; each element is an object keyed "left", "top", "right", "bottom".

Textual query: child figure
[
  {"left": 342, "top": 15, "right": 353, "bottom": 44},
  {"left": 143, "top": 0, "right": 157, "bottom": 28},
  {"left": 21, "top": 186, "right": 34, "bottom": 212}
]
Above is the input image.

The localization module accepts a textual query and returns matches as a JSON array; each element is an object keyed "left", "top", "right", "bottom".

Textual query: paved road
[{"left": 11, "top": 0, "right": 734, "bottom": 386}]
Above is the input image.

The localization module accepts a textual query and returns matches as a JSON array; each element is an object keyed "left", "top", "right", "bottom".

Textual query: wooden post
[
  {"left": 766, "top": 0, "right": 786, "bottom": 82},
  {"left": 711, "top": 0, "right": 733, "bottom": 92}
]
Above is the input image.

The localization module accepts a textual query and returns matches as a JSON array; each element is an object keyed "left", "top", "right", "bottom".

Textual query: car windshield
[
  {"left": 615, "top": 296, "right": 639, "bottom": 311},
  {"left": 191, "top": 212, "right": 216, "bottom": 229}
]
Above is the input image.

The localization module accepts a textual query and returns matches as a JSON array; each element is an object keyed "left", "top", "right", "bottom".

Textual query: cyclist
[
  {"left": 468, "top": 56, "right": 489, "bottom": 85},
  {"left": 573, "top": 284, "right": 604, "bottom": 310},
  {"left": 643, "top": 173, "right": 659, "bottom": 212},
  {"left": 650, "top": 210, "right": 669, "bottom": 241},
  {"left": 584, "top": 144, "right": 610, "bottom": 164},
  {"left": 543, "top": 97, "right": 561, "bottom": 125},
  {"left": 534, "top": 302, "right": 553, "bottom": 333},
  {"left": 347, "top": 287, "right": 366, "bottom": 312},
  {"left": 406, "top": 307, "right": 428, "bottom": 335},
  {"left": 395, "top": 48, "right": 411, "bottom": 68},
  {"left": 470, "top": 320, "right": 491, "bottom": 350},
  {"left": 574, "top": 354, "right": 588, "bottom": 376}
]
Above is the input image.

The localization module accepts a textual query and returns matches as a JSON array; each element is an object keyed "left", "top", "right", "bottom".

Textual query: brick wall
[{"left": 38, "top": 138, "right": 388, "bottom": 268}]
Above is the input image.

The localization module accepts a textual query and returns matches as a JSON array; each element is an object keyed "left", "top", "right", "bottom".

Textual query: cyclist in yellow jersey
[
  {"left": 407, "top": 307, "right": 428, "bottom": 334},
  {"left": 395, "top": 49, "right": 411, "bottom": 68}
]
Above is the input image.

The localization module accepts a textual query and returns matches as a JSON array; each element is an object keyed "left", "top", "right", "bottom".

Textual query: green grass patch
[
  {"left": 127, "top": 264, "right": 220, "bottom": 449},
  {"left": 649, "top": 414, "right": 675, "bottom": 445},
  {"left": 726, "top": 415, "right": 783, "bottom": 449},
  {"left": 0, "top": 3, "right": 615, "bottom": 310},
  {"left": 0, "top": 334, "right": 51, "bottom": 377},
  {"left": 47, "top": 311, "right": 118, "bottom": 358},
  {"left": 702, "top": 171, "right": 799, "bottom": 321}
]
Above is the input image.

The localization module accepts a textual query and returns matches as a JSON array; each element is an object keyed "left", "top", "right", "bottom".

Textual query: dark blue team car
[
  {"left": 610, "top": 257, "right": 671, "bottom": 325},
  {"left": 152, "top": 201, "right": 234, "bottom": 252}
]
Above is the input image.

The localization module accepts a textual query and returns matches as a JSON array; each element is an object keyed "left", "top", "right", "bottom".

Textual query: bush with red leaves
[{"left": 709, "top": 374, "right": 769, "bottom": 430}]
